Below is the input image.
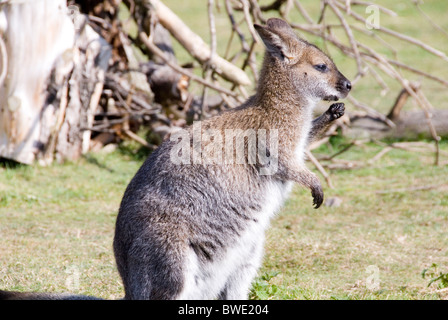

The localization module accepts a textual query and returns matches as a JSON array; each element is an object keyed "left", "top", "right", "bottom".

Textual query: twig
[
  {"left": 387, "top": 59, "right": 448, "bottom": 87},
  {"left": 114, "top": 89, "right": 132, "bottom": 113},
  {"left": 289, "top": 20, "right": 448, "bottom": 87},
  {"left": 208, "top": 0, "right": 217, "bottom": 60},
  {"left": 345, "top": 37, "right": 440, "bottom": 157},
  {"left": 387, "top": 84, "right": 420, "bottom": 120},
  {"left": 349, "top": 0, "right": 398, "bottom": 17},
  {"left": 368, "top": 146, "right": 392, "bottom": 164},
  {"left": 373, "top": 140, "right": 443, "bottom": 155},
  {"left": 306, "top": 150, "right": 334, "bottom": 188},
  {"left": 335, "top": 0, "right": 448, "bottom": 63},
  {"left": 413, "top": 0, "right": 448, "bottom": 39},
  {"left": 139, "top": 32, "right": 238, "bottom": 98},
  {"left": 347, "top": 95, "right": 396, "bottom": 128},
  {"left": 148, "top": 0, "right": 251, "bottom": 86},
  {"left": 320, "top": 141, "right": 358, "bottom": 161},
  {"left": 356, "top": 39, "right": 441, "bottom": 165},
  {"left": 317, "top": 0, "right": 328, "bottom": 24},
  {"left": 287, "top": 13, "right": 444, "bottom": 166},
  {"left": 250, "top": 0, "right": 265, "bottom": 23},
  {"left": 224, "top": 0, "right": 250, "bottom": 52},
  {"left": 223, "top": 27, "right": 236, "bottom": 60},
  {"left": 260, "top": 0, "right": 288, "bottom": 11},
  {"left": 123, "top": 129, "right": 156, "bottom": 149},
  {"left": 281, "top": 0, "right": 294, "bottom": 19},
  {"left": 241, "top": 0, "right": 261, "bottom": 44},
  {"left": 42, "top": 78, "right": 70, "bottom": 163},
  {"left": 293, "top": 0, "right": 314, "bottom": 24},
  {"left": 200, "top": 0, "right": 218, "bottom": 119},
  {"left": 325, "top": 160, "right": 363, "bottom": 170},
  {"left": 327, "top": 0, "right": 364, "bottom": 77},
  {"left": 240, "top": 39, "right": 259, "bottom": 83},
  {"left": 350, "top": 24, "right": 397, "bottom": 59},
  {"left": 365, "top": 62, "right": 389, "bottom": 94},
  {"left": 82, "top": 78, "right": 104, "bottom": 154}
]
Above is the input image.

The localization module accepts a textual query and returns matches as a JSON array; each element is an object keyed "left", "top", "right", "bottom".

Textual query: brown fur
[
  {"left": 189, "top": 18, "right": 351, "bottom": 208},
  {"left": 1, "top": 18, "right": 351, "bottom": 300}
]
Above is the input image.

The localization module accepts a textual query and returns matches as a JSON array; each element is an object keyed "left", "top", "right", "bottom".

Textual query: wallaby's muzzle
[{"left": 335, "top": 73, "right": 352, "bottom": 99}]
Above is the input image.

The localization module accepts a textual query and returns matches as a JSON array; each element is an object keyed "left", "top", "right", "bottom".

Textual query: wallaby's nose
[{"left": 344, "top": 79, "right": 352, "bottom": 91}]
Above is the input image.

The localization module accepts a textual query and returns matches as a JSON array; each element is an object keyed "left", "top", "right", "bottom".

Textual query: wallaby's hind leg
[
  {"left": 218, "top": 242, "right": 264, "bottom": 300},
  {"left": 218, "top": 265, "right": 259, "bottom": 300},
  {"left": 122, "top": 250, "right": 186, "bottom": 300},
  {"left": 115, "top": 230, "right": 186, "bottom": 300}
]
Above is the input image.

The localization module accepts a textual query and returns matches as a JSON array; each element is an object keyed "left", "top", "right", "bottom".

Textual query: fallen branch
[
  {"left": 306, "top": 149, "right": 334, "bottom": 188},
  {"left": 123, "top": 128, "right": 156, "bottom": 149},
  {"left": 147, "top": 0, "right": 251, "bottom": 86}
]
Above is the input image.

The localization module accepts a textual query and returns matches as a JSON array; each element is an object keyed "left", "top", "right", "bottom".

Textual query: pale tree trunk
[
  {"left": 0, "top": 0, "right": 75, "bottom": 164},
  {"left": 0, "top": 0, "right": 110, "bottom": 165}
]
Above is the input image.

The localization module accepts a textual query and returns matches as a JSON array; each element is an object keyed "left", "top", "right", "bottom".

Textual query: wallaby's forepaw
[
  {"left": 327, "top": 103, "right": 345, "bottom": 121},
  {"left": 279, "top": 165, "right": 324, "bottom": 209},
  {"left": 311, "top": 183, "right": 324, "bottom": 209}
]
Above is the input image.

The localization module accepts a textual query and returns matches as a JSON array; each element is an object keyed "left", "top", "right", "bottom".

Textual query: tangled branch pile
[{"left": 0, "top": 0, "right": 446, "bottom": 169}]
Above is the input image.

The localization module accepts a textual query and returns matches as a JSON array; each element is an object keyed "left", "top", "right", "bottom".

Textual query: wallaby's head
[{"left": 254, "top": 18, "right": 351, "bottom": 103}]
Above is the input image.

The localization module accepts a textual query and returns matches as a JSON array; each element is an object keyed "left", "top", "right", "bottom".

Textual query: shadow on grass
[
  {"left": 82, "top": 154, "right": 116, "bottom": 173},
  {"left": 116, "top": 144, "right": 152, "bottom": 162},
  {"left": 0, "top": 157, "right": 26, "bottom": 169},
  {"left": 82, "top": 141, "right": 152, "bottom": 173}
]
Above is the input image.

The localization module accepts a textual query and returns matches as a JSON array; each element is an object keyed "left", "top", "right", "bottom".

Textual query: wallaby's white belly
[{"left": 177, "top": 179, "right": 291, "bottom": 300}]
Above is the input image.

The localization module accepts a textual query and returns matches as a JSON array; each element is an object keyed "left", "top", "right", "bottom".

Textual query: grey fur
[
  {"left": 1, "top": 18, "right": 350, "bottom": 301},
  {"left": 113, "top": 19, "right": 350, "bottom": 300}
]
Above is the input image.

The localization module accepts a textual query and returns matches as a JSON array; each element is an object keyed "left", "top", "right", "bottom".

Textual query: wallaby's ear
[
  {"left": 254, "top": 24, "right": 291, "bottom": 61},
  {"left": 254, "top": 19, "right": 303, "bottom": 63}
]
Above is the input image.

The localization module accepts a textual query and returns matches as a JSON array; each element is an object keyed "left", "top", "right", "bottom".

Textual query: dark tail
[{"left": 0, "top": 289, "right": 102, "bottom": 300}]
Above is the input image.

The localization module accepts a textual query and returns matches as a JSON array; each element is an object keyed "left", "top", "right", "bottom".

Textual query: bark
[
  {"left": 0, "top": 0, "right": 75, "bottom": 164},
  {"left": 348, "top": 110, "right": 448, "bottom": 140},
  {"left": 0, "top": 1, "right": 111, "bottom": 164},
  {"left": 51, "top": 19, "right": 111, "bottom": 164}
]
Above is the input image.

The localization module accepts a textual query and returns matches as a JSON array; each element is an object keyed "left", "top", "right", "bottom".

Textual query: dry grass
[
  {"left": 257, "top": 141, "right": 448, "bottom": 299},
  {"left": 1, "top": 140, "right": 447, "bottom": 300}
]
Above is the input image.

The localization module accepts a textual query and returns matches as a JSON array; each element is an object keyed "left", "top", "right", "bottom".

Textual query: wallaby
[{"left": 0, "top": 18, "right": 350, "bottom": 300}]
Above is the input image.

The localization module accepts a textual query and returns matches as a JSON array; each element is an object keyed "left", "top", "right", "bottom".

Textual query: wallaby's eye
[{"left": 313, "top": 64, "right": 328, "bottom": 72}]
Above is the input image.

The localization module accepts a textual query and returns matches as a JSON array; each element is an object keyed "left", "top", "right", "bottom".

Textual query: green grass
[
  {"left": 257, "top": 139, "right": 448, "bottom": 300},
  {"left": 1, "top": 0, "right": 448, "bottom": 300},
  {"left": 0, "top": 148, "right": 144, "bottom": 299},
  {"left": 1, "top": 139, "right": 447, "bottom": 300}
]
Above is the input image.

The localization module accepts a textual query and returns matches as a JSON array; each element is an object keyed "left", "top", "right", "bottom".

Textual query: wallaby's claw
[
  {"left": 327, "top": 103, "right": 345, "bottom": 121},
  {"left": 311, "top": 183, "right": 324, "bottom": 209}
]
